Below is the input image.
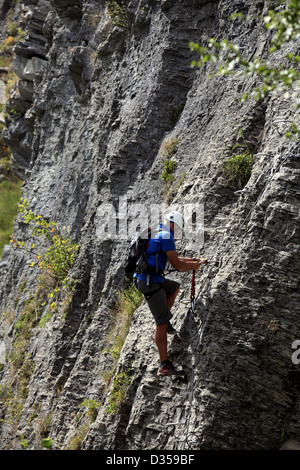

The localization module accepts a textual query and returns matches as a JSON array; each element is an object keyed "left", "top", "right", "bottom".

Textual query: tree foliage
[{"left": 189, "top": 0, "right": 300, "bottom": 136}]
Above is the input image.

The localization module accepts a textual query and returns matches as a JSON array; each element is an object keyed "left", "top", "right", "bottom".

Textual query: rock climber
[{"left": 133, "top": 211, "right": 207, "bottom": 376}]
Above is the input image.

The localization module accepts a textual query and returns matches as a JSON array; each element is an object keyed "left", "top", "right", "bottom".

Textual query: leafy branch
[
  {"left": 10, "top": 199, "right": 79, "bottom": 319},
  {"left": 265, "top": 0, "right": 300, "bottom": 51},
  {"left": 189, "top": 0, "right": 300, "bottom": 136},
  {"left": 105, "top": 0, "right": 128, "bottom": 29}
]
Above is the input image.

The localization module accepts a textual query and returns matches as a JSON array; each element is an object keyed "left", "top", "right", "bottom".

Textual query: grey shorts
[{"left": 134, "top": 277, "right": 180, "bottom": 326}]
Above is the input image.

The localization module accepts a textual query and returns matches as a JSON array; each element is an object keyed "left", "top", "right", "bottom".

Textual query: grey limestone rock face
[
  {"left": 0, "top": 0, "right": 299, "bottom": 450},
  {"left": 2, "top": 0, "right": 50, "bottom": 178}
]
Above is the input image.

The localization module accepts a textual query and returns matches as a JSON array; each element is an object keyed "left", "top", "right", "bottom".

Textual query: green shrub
[
  {"left": 162, "top": 159, "right": 176, "bottom": 184},
  {"left": 78, "top": 398, "right": 101, "bottom": 423},
  {"left": 12, "top": 198, "right": 79, "bottom": 291},
  {"left": 158, "top": 136, "right": 181, "bottom": 199},
  {"left": 65, "top": 424, "right": 89, "bottom": 450},
  {"left": 105, "top": 365, "right": 133, "bottom": 414},
  {"left": 41, "top": 438, "right": 53, "bottom": 450}
]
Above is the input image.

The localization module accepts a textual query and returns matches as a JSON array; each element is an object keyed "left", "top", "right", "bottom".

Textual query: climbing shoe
[
  {"left": 157, "top": 360, "right": 186, "bottom": 376},
  {"left": 167, "top": 322, "right": 177, "bottom": 335}
]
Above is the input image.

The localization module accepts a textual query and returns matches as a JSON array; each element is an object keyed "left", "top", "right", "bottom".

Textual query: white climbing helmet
[{"left": 165, "top": 211, "right": 184, "bottom": 230}]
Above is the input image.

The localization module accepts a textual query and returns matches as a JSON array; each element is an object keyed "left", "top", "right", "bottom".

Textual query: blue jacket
[{"left": 135, "top": 223, "right": 176, "bottom": 283}]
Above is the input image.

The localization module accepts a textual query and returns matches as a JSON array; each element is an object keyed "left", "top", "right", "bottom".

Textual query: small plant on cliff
[
  {"left": 158, "top": 136, "right": 181, "bottom": 203},
  {"left": 159, "top": 136, "right": 180, "bottom": 162},
  {"left": 102, "top": 289, "right": 137, "bottom": 415},
  {"left": 11, "top": 198, "right": 79, "bottom": 324},
  {"left": 78, "top": 398, "right": 101, "bottom": 423},
  {"left": 105, "top": 0, "right": 128, "bottom": 29},
  {"left": 102, "top": 284, "right": 142, "bottom": 386},
  {"left": 0, "top": 354, "right": 35, "bottom": 427},
  {"left": 0, "top": 179, "right": 22, "bottom": 256},
  {"left": 162, "top": 159, "right": 176, "bottom": 185},
  {"left": 222, "top": 130, "right": 254, "bottom": 190},
  {"left": 223, "top": 150, "right": 254, "bottom": 190},
  {"left": 104, "top": 285, "right": 143, "bottom": 363},
  {"left": 41, "top": 438, "right": 53, "bottom": 450},
  {"left": 12, "top": 198, "right": 79, "bottom": 289},
  {"left": 20, "top": 435, "right": 29, "bottom": 449},
  {"left": 105, "top": 365, "right": 133, "bottom": 414},
  {"left": 0, "top": 384, "right": 22, "bottom": 425}
]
